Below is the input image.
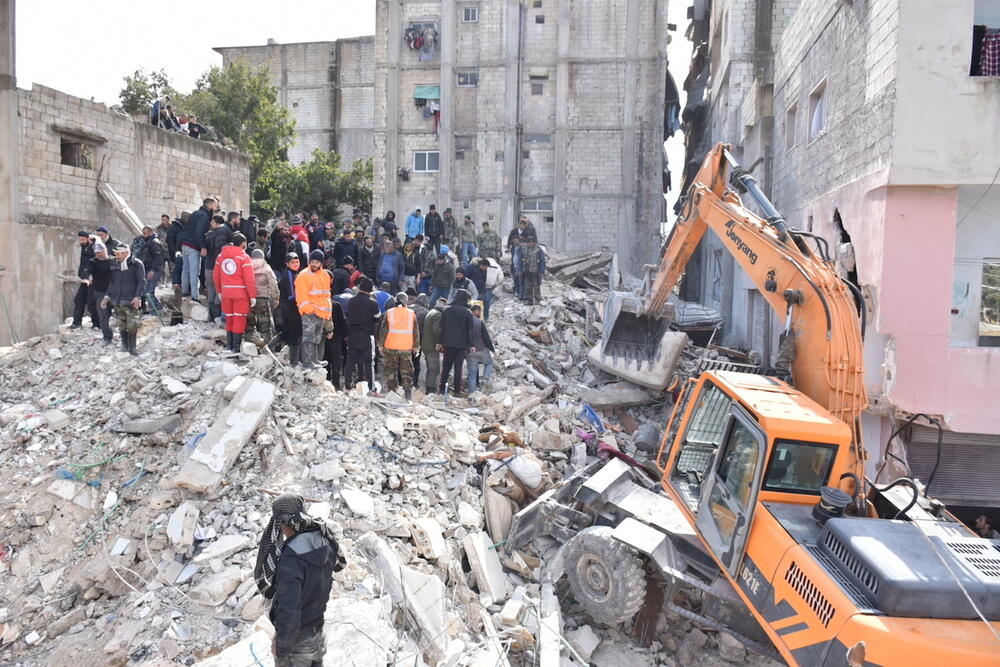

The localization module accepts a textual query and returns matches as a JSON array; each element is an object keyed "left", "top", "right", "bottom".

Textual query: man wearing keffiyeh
[{"left": 254, "top": 494, "right": 345, "bottom": 665}]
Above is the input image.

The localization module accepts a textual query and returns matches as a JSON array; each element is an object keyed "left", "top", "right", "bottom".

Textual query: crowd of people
[
  {"left": 70, "top": 200, "right": 547, "bottom": 397},
  {"left": 149, "top": 94, "right": 207, "bottom": 139}
]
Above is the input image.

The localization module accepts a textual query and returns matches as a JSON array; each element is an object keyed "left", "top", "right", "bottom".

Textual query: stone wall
[{"left": 4, "top": 83, "right": 249, "bottom": 344}]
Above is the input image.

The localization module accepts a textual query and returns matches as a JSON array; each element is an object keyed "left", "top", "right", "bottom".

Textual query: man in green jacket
[
  {"left": 420, "top": 298, "right": 447, "bottom": 393},
  {"left": 458, "top": 215, "right": 478, "bottom": 264}
]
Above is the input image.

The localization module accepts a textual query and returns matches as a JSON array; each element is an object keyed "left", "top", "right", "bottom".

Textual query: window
[
  {"left": 521, "top": 197, "right": 553, "bottom": 211},
  {"left": 716, "top": 420, "right": 761, "bottom": 503},
  {"left": 531, "top": 83, "right": 544, "bottom": 95},
  {"left": 60, "top": 139, "right": 93, "bottom": 169},
  {"left": 522, "top": 150, "right": 531, "bottom": 160},
  {"left": 535, "top": 14, "right": 545, "bottom": 23},
  {"left": 764, "top": 441, "right": 837, "bottom": 494},
  {"left": 523, "top": 133, "right": 551, "bottom": 143},
  {"left": 455, "top": 151, "right": 465, "bottom": 160},
  {"left": 455, "top": 136, "right": 474, "bottom": 150},
  {"left": 457, "top": 70, "right": 479, "bottom": 87},
  {"left": 533, "top": 0, "right": 542, "bottom": 7},
  {"left": 971, "top": 2, "right": 1000, "bottom": 76},
  {"left": 785, "top": 104, "right": 797, "bottom": 151},
  {"left": 462, "top": 6, "right": 478, "bottom": 22},
  {"left": 980, "top": 258, "right": 1000, "bottom": 346},
  {"left": 494, "top": 150, "right": 504, "bottom": 162},
  {"left": 462, "top": 200, "right": 471, "bottom": 210},
  {"left": 808, "top": 81, "right": 826, "bottom": 140},
  {"left": 413, "top": 151, "right": 440, "bottom": 172}
]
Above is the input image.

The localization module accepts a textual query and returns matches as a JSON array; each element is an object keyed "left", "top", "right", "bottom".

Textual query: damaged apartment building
[
  {"left": 214, "top": 37, "right": 376, "bottom": 167},
  {"left": 0, "top": 0, "right": 250, "bottom": 346},
  {"left": 677, "top": 0, "right": 1000, "bottom": 511},
  {"left": 373, "top": 0, "right": 678, "bottom": 272}
]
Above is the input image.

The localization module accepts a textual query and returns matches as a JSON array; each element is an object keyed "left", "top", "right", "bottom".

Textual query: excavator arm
[{"left": 608, "top": 143, "right": 868, "bottom": 467}]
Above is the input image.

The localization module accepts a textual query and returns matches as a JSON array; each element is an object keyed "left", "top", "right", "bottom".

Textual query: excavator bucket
[{"left": 600, "top": 290, "right": 676, "bottom": 365}]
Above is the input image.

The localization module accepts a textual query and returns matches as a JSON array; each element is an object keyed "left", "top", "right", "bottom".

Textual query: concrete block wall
[{"left": 9, "top": 83, "right": 249, "bottom": 343}]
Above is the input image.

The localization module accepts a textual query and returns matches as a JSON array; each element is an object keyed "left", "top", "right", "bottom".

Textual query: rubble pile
[{"left": 0, "top": 269, "right": 779, "bottom": 666}]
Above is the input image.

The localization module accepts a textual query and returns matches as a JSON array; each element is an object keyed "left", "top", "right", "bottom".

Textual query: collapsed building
[
  {"left": 676, "top": 0, "right": 1000, "bottom": 512},
  {"left": 0, "top": 0, "right": 250, "bottom": 348}
]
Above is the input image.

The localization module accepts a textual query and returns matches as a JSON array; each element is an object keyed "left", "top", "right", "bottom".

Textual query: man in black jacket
[
  {"left": 133, "top": 226, "right": 165, "bottom": 312},
  {"left": 203, "top": 215, "right": 232, "bottom": 321},
  {"left": 71, "top": 231, "right": 100, "bottom": 329},
  {"left": 424, "top": 204, "right": 444, "bottom": 254},
  {"left": 254, "top": 494, "right": 344, "bottom": 666},
  {"left": 87, "top": 245, "right": 115, "bottom": 344},
  {"left": 102, "top": 244, "right": 145, "bottom": 355},
  {"left": 345, "top": 277, "right": 381, "bottom": 394},
  {"left": 276, "top": 253, "right": 303, "bottom": 364},
  {"left": 179, "top": 197, "right": 219, "bottom": 301},
  {"left": 438, "top": 289, "right": 476, "bottom": 395}
]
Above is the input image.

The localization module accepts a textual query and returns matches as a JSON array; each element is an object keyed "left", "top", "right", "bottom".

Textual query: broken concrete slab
[
  {"left": 567, "top": 624, "right": 602, "bottom": 662},
  {"left": 173, "top": 379, "right": 276, "bottom": 493},
  {"left": 193, "top": 615, "right": 274, "bottom": 666},
  {"left": 222, "top": 376, "right": 246, "bottom": 400},
  {"left": 161, "top": 376, "right": 190, "bottom": 396},
  {"left": 193, "top": 534, "right": 251, "bottom": 564},
  {"left": 409, "top": 518, "right": 448, "bottom": 560},
  {"left": 114, "top": 413, "right": 183, "bottom": 434},
  {"left": 579, "top": 382, "right": 657, "bottom": 409},
  {"left": 537, "top": 583, "right": 563, "bottom": 666},
  {"left": 340, "top": 488, "right": 375, "bottom": 517},
  {"left": 192, "top": 565, "right": 242, "bottom": 606},
  {"left": 587, "top": 330, "right": 688, "bottom": 391},
  {"left": 41, "top": 409, "right": 70, "bottom": 430},
  {"left": 46, "top": 479, "right": 94, "bottom": 510},
  {"left": 323, "top": 597, "right": 397, "bottom": 666},
  {"left": 400, "top": 567, "right": 451, "bottom": 663},
  {"left": 166, "top": 502, "right": 199, "bottom": 549},
  {"left": 462, "top": 531, "right": 507, "bottom": 605}
]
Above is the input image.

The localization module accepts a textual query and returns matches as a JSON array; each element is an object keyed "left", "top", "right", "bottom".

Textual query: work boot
[
  {"left": 404, "top": 388, "right": 412, "bottom": 401},
  {"left": 120, "top": 328, "right": 129, "bottom": 352},
  {"left": 287, "top": 345, "right": 300, "bottom": 366},
  {"left": 234, "top": 333, "right": 243, "bottom": 353},
  {"left": 127, "top": 331, "right": 138, "bottom": 356},
  {"left": 226, "top": 331, "right": 233, "bottom": 352}
]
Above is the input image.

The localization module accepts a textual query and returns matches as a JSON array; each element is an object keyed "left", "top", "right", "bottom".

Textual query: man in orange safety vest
[{"left": 378, "top": 292, "right": 420, "bottom": 399}]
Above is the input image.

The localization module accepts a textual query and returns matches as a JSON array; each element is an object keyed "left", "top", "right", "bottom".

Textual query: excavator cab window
[
  {"left": 671, "top": 382, "right": 731, "bottom": 511},
  {"left": 763, "top": 440, "right": 836, "bottom": 494},
  {"left": 695, "top": 405, "right": 766, "bottom": 574}
]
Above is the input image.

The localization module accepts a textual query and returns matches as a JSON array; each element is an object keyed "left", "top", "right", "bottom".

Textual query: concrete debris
[
  {"left": 587, "top": 330, "right": 688, "bottom": 391},
  {"left": 0, "top": 255, "right": 769, "bottom": 666}
]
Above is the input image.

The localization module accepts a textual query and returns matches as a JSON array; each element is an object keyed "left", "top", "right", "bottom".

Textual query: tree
[
  {"left": 256, "top": 150, "right": 373, "bottom": 221},
  {"left": 118, "top": 68, "right": 175, "bottom": 116},
  {"left": 176, "top": 61, "right": 295, "bottom": 195}
]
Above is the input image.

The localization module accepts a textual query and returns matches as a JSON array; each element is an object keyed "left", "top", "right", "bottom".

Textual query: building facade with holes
[
  {"left": 0, "top": 82, "right": 249, "bottom": 346},
  {"left": 373, "top": 0, "right": 671, "bottom": 271},
  {"left": 678, "top": 0, "right": 1000, "bottom": 509},
  {"left": 214, "top": 37, "right": 376, "bottom": 167}
]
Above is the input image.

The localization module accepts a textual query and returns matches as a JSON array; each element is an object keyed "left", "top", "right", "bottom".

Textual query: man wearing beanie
[
  {"left": 345, "top": 277, "right": 380, "bottom": 394},
  {"left": 71, "top": 231, "right": 100, "bottom": 329},
  {"left": 294, "top": 250, "right": 333, "bottom": 371},
  {"left": 214, "top": 233, "right": 257, "bottom": 353},
  {"left": 378, "top": 292, "right": 420, "bottom": 400},
  {"left": 246, "top": 248, "right": 280, "bottom": 348}
]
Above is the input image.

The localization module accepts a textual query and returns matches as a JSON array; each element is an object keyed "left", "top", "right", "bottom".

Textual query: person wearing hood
[
  {"left": 332, "top": 228, "right": 360, "bottom": 269},
  {"left": 430, "top": 252, "right": 455, "bottom": 307},
  {"left": 276, "top": 253, "right": 304, "bottom": 365},
  {"left": 405, "top": 207, "right": 424, "bottom": 240},
  {"left": 102, "top": 243, "right": 146, "bottom": 355},
  {"left": 214, "top": 233, "right": 258, "bottom": 353},
  {"left": 359, "top": 236, "right": 380, "bottom": 280},
  {"left": 319, "top": 223, "right": 339, "bottom": 263},
  {"left": 381, "top": 210, "right": 399, "bottom": 238},
  {"left": 448, "top": 266, "right": 479, "bottom": 303},
  {"left": 71, "top": 231, "right": 100, "bottom": 329},
  {"left": 402, "top": 240, "right": 420, "bottom": 288},
  {"left": 376, "top": 240, "right": 405, "bottom": 293},
  {"left": 345, "top": 277, "right": 381, "bottom": 395},
  {"left": 437, "top": 289, "right": 476, "bottom": 395},
  {"left": 246, "top": 249, "right": 280, "bottom": 348},
  {"left": 87, "top": 244, "right": 115, "bottom": 345},
  {"left": 294, "top": 250, "right": 333, "bottom": 371},
  {"left": 378, "top": 292, "right": 420, "bottom": 400},
  {"left": 421, "top": 296, "right": 447, "bottom": 393},
  {"left": 466, "top": 304, "right": 496, "bottom": 393},
  {"left": 254, "top": 494, "right": 345, "bottom": 666}
]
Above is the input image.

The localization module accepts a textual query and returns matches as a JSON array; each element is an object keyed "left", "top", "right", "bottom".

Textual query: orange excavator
[{"left": 504, "top": 143, "right": 1000, "bottom": 665}]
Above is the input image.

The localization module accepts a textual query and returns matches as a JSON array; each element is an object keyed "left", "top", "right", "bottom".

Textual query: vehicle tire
[{"left": 564, "top": 528, "right": 647, "bottom": 625}]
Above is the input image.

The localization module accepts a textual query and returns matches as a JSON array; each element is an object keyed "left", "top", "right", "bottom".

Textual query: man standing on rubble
[
  {"left": 102, "top": 243, "right": 145, "bottom": 356},
  {"left": 295, "top": 250, "right": 333, "bottom": 371},
  {"left": 214, "top": 233, "right": 258, "bottom": 353},
  {"left": 424, "top": 204, "right": 444, "bottom": 254},
  {"left": 246, "top": 249, "right": 279, "bottom": 348},
  {"left": 254, "top": 494, "right": 345, "bottom": 667},
  {"left": 518, "top": 236, "right": 545, "bottom": 305},
  {"left": 430, "top": 251, "right": 455, "bottom": 307},
  {"left": 179, "top": 196, "right": 219, "bottom": 302},
  {"left": 421, "top": 297, "right": 446, "bottom": 393},
  {"left": 277, "top": 253, "right": 303, "bottom": 365},
  {"left": 71, "top": 231, "right": 100, "bottom": 329},
  {"left": 379, "top": 292, "right": 420, "bottom": 399},
  {"left": 346, "top": 277, "right": 381, "bottom": 394},
  {"left": 438, "top": 289, "right": 476, "bottom": 395}
]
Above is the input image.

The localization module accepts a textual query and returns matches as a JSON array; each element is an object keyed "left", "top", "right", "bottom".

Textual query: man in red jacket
[{"left": 214, "top": 233, "right": 258, "bottom": 352}]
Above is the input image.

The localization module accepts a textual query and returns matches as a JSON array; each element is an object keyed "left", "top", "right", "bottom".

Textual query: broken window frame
[{"left": 413, "top": 151, "right": 441, "bottom": 173}]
